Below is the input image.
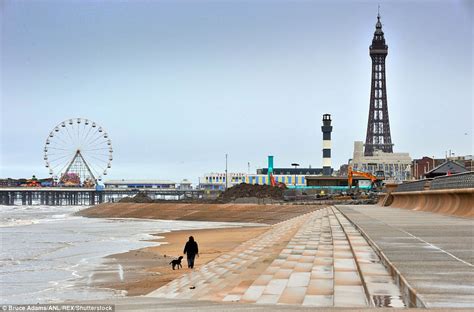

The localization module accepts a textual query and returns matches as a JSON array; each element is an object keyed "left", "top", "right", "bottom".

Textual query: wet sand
[{"left": 92, "top": 225, "right": 269, "bottom": 296}]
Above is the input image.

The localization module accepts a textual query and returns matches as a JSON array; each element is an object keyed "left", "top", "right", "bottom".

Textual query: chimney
[
  {"left": 267, "top": 155, "right": 274, "bottom": 185},
  {"left": 322, "top": 114, "right": 333, "bottom": 176}
]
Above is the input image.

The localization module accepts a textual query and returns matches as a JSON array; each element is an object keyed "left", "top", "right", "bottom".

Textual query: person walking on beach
[{"left": 183, "top": 236, "right": 199, "bottom": 269}]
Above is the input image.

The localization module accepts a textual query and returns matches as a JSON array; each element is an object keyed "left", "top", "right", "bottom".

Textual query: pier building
[{"left": 104, "top": 179, "right": 177, "bottom": 189}]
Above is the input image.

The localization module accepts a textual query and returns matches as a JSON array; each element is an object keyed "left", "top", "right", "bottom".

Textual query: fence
[
  {"left": 394, "top": 172, "right": 473, "bottom": 192},
  {"left": 430, "top": 172, "right": 474, "bottom": 190}
]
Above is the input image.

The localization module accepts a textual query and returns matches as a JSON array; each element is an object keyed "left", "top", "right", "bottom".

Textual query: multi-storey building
[{"left": 350, "top": 141, "right": 411, "bottom": 181}]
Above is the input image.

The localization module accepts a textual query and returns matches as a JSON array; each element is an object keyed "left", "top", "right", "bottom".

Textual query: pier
[{"left": 0, "top": 187, "right": 204, "bottom": 206}]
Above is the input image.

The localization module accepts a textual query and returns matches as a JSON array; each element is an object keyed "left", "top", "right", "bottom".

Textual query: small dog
[{"left": 169, "top": 256, "right": 183, "bottom": 270}]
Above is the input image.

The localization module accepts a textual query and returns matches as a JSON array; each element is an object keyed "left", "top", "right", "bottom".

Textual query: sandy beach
[
  {"left": 92, "top": 225, "right": 270, "bottom": 296},
  {"left": 78, "top": 202, "right": 321, "bottom": 225},
  {"left": 81, "top": 203, "right": 323, "bottom": 296}
]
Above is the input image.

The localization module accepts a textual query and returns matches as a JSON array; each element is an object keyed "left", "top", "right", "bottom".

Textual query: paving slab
[{"left": 336, "top": 205, "right": 474, "bottom": 308}]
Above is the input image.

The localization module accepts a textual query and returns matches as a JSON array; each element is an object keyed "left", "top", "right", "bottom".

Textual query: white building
[
  {"left": 198, "top": 173, "right": 246, "bottom": 190},
  {"left": 350, "top": 141, "right": 412, "bottom": 182},
  {"left": 104, "top": 179, "right": 176, "bottom": 189},
  {"left": 178, "top": 179, "right": 193, "bottom": 190}
]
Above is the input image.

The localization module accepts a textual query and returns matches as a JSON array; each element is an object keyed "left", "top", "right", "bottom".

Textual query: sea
[{"left": 0, "top": 205, "right": 257, "bottom": 303}]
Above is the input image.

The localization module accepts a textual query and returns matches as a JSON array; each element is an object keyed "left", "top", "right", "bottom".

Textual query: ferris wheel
[{"left": 44, "top": 118, "right": 113, "bottom": 186}]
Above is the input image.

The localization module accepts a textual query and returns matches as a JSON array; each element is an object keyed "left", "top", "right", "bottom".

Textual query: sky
[{"left": 1, "top": 0, "right": 472, "bottom": 184}]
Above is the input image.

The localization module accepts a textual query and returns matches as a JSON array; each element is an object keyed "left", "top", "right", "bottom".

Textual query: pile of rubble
[
  {"left": 119, "top": 192, "right": 154, "bottom": 203},
  {"left": 217, "top": 183, "right": 286, "bottom": 202}
]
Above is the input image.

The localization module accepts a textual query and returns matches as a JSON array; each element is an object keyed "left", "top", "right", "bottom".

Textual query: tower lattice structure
[{"left": 364, "top": 13, "right": 393, "bottom": 156}]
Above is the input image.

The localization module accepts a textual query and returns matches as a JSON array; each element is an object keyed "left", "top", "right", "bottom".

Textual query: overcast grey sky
[{"left": 1, "top": 0, "right": 472, "bottom": 183}]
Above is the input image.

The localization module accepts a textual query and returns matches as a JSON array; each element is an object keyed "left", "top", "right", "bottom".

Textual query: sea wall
[{"left": 381, "top": 188, "right": 474, "bottom": 218}]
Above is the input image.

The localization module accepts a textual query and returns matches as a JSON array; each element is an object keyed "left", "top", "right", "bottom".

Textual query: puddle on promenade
[{"left": 373, "top": 295, "right": 406, "bottom": 308}]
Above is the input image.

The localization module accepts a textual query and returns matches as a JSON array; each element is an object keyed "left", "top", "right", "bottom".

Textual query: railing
[
  {"left": 393, "top": 180, "right": 431, "bottom": 192},
  {"left": 430, "top": 172, "right": 474, "bottom": 190},
  {"left": 394, "top": 172, "right": 473, "bottom": 192},
  {"left": 0, "top": 187, "right": 204, "bottom": 206}
]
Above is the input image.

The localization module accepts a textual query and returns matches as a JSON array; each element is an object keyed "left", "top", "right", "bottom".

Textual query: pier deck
[{"left": 0, "top": 187, "right": 204, "bottom": 206}]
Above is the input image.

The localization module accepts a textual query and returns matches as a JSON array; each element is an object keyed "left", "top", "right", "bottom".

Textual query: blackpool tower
[{"left": 364, "top": 13, "right": 393, "bottom": 156}]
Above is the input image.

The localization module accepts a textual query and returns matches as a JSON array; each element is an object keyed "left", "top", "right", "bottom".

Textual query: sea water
[{"left": 0, "top": 205, "right": 258, "bottom": 303}]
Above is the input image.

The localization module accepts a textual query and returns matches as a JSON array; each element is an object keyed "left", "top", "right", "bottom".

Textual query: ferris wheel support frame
[{"left": 62, "top": 150, "right": 97, "bottom": 183}]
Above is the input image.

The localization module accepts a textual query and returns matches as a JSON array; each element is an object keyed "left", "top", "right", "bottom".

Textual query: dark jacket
[{"left": 183, "top": 241, "right": 199, "bottom": 256}]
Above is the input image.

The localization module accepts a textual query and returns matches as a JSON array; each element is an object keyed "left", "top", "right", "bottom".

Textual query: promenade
[{"left": 336, "top": 205, "right": 474, "bottom": 308}]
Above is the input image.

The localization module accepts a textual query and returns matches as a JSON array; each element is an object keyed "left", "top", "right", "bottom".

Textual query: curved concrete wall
[{"left": 382, "top": 188, "right": 474, "bottom": 218}]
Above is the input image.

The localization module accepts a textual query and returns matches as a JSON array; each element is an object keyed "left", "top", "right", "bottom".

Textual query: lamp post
[
  {"left": 291, "top": 163, "right": 299, "bottom": 188},
  {"left": 225, "top": 154, "right": 228, "bottom": 190}
]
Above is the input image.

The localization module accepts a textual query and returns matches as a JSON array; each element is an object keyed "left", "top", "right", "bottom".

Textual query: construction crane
[{"left": 347, "top": 167, "right": 382, "bottom": 190}]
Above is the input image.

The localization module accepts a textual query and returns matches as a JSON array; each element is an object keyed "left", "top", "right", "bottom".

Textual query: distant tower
[
  {"left": 364, "top": 12, "right": 393, "bottom": 156},
  {"left": 321, "top": 114, "right": 332, "bottom": 176}
]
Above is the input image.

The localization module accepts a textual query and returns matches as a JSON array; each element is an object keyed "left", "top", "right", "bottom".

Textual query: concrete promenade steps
[
  {"left": 383, "top": 188, "right": 474, "bottom": 218},
  {"left": 336, "top": 205, "right": 474, "bottom": 308},
  {"left": 147, "top": 207, "right": 404, "bottom": 308}
]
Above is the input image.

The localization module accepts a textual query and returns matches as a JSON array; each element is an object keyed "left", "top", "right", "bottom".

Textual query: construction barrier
[{"left": 381, "top": 188, "right": 474, "bottom": 218}]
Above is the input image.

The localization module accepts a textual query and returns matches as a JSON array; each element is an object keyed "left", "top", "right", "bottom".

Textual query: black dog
[{"left": 169, "top": 256, "right": 183, "bottom": 270}]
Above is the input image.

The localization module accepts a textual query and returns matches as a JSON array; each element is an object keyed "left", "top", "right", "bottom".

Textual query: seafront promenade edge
[{"left": 336, "top": 205, "right": 474, "bottom": 308}]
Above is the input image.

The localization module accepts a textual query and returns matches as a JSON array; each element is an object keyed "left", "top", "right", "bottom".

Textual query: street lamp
[
  {"left": 291, "top": 163, "right": 299, "bottom": 188},
  {"left": 225, "top": 154, "right": 228, "bottom": 190}
]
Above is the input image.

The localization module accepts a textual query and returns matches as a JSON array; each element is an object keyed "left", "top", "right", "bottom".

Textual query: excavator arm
[{"left": 348, "top": 167, "right": 378, "bottom": 189}]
